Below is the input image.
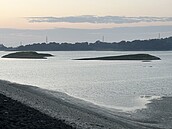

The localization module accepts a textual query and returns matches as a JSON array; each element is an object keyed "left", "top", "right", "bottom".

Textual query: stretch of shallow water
[{"left": 0, "top": 51, "right": 172, "bottom": 111}]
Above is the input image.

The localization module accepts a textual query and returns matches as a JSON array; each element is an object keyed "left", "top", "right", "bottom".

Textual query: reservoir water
[{"left": 0, "top": 51, "right": 172, "bottom": 111}]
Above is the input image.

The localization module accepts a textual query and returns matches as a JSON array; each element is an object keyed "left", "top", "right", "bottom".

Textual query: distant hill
[
  {"left": 0, "top": 44, "right": 7, "bottom": 51},
  {"left": 2, "top": 36, "right": 172, "bottom": 51}
]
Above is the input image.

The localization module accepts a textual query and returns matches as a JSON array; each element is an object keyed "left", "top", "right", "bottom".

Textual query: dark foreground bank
[
  {"left": 1, "top": 80, "right": 172, "bottom": 129},
  {"left": 0, "top": 93, "right": 75, "bottom": 129}
]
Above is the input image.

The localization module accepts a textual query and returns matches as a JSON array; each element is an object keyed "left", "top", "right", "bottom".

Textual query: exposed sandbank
[
  {"left": 2, "top": 51, "right": 53, "bottom": 59},
  {"left": 0, "top": 80, "right": 171, "bottom": 129},
  {"left": 75, "top": 54, "right": 161, "bottom": 61}
]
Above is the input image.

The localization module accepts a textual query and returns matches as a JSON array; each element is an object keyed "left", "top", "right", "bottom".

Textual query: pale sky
[{"left": 0, "top": 0, "right": 172, "bottom": 46}]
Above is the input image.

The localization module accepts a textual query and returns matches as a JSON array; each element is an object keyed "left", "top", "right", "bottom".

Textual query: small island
[
  {"left": 2, "top": 51, "right": 53, "bottom": 59},
  {"left": 75, "top": 54, "right": 161, "bottom": 61}
]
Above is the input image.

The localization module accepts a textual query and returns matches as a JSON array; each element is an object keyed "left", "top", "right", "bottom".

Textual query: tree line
[{"left": 1, "top": 37, "right": 172, "bottom": 51}]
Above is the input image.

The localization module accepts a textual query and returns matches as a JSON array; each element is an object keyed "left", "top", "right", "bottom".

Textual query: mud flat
[{"left": 0, "top": 80, "right": 171, "bottom": 129}]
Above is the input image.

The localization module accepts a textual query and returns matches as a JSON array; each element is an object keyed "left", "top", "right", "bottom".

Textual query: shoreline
[{"left": 0, "top": 79, "right": 172, "bottom": 129}]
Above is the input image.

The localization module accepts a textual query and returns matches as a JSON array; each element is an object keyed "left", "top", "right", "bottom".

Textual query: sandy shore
[{"left": 0, "top": 80, "right": 172, "bottom": 129}]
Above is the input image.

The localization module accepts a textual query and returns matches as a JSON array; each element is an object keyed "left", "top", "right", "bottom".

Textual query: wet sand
[{"left": 0, "top": 80, "right": 172, "bottom": 129}]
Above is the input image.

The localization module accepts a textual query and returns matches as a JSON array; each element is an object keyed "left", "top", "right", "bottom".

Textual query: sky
[{"left": 0, "top": 0, "right": 172, "bottom": 46}]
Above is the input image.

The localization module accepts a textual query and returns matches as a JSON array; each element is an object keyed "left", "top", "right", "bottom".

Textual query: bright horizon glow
[
  {"left": 0, "top": 0, "right": 172, "bottom": 46},
  {"left": 0, "top": 0, "right": 172, "bottom": 29}
]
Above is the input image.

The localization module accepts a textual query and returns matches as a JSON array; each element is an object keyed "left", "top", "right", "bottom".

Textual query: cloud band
[{"left": 27, "top": 15, "right": 172, "bottom": 24}]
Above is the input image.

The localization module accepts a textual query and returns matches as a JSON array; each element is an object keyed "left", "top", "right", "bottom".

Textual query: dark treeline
[
  {"left": 1, "top": 36, "right": 172, "bottom": 51},
  {"left": 0, "top": 44, "right": 7, "bottom": 51}
]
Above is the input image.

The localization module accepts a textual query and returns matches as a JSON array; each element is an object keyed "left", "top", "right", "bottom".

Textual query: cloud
[{"left": 26, "top": 15, "right": 172, "bottom": 24}]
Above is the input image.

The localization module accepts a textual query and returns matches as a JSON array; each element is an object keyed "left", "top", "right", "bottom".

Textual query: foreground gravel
[{"left": 0, "top": 93, "right": 75, "bottom": 129}]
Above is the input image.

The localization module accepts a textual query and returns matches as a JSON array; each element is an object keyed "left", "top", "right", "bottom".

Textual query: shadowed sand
[
  {"left": 0, "top": 80, "right": 171, "bottom": 129},
  {"left": 0, "top": 93, "right": 75, "bottom": 129}
]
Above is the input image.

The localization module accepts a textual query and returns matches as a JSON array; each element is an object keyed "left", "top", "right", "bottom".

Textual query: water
[{"left": 0, "top": 51, "right": 172, "bottom": 111}]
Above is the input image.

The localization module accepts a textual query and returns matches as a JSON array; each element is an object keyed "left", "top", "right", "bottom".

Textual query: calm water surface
[{"left": 0, "top": 51, "right": 172, "bottom": 111}]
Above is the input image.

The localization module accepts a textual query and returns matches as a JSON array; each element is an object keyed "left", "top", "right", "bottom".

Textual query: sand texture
[
  {"left": 0, "top": 80, "right": 172, "bottom": 129},
  {"left": 0, "top": 93, "right": 75, "bottom": 129}
]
